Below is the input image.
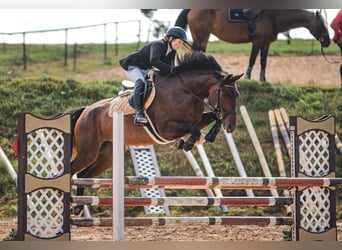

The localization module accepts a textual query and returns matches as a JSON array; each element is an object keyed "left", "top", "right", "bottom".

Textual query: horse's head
[
  {"left": 311, "top": 11, "right": 330, "bottom": 48},
  {"left": 208, "top": 73, "right": 243, "bottom": 133}
]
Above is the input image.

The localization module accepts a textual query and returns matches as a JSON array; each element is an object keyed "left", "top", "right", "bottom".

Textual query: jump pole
[
  {"left": 279, "top": 107, "right": 290, "bottom": 131},
  {"left": 223, "top": 132, "right": 254, "bottom": 197},
  {"left": 112, "top": 111, "right": 124, "bottom": 241},
  {"left": 0, "top": 145, "right": 17, "bottom": 185},
  {"left": 182, "top": 149, "right": 228, "bottom": 211},
  {"left": 195, "top": 144, "right": 229, "bottom": 212},
  {"left": 240, "top": 105, "right": 278, "bottom": 197},
  {"left": 268, "top": 110, "right": 286, "bottom": 178},
  {"left": 183, "top": 149, "right": 216, "bottom": 198},
  {"left": 268, "top": 110, "right": 290, "bottom": 214},
  {"left": 274, "top": 109, "right": 291, "bottom": 156},
  {"left": 335, "top": 134, "right": 342, "bottom": 155}
]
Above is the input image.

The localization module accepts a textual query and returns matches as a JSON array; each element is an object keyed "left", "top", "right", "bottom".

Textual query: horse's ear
[
  {"left": 233, "top": 73, "right": 244, "bottom": 82},
  {"left": 224, "top": 73, "right": 243, "bottom": 84}
]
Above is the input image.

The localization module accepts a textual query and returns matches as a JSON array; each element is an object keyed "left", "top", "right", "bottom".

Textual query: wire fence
[{"left": 0, "top": 20, "right": 164, "bottom": 71}]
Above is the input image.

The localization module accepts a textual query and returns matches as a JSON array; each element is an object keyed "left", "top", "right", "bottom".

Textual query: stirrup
[{"left": 134, "top": 112, "right": 148, "bottom": 125}]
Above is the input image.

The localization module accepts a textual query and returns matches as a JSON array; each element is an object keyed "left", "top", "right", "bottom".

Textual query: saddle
[
  {"left": 109, "top": 78, "right": 173, "bottom": 145},
  {"left": 109, "top": 80, "right": 155, "bottom": 117},
  {"left": 227, "top": 9, "right": 262, "bottom": 23}
]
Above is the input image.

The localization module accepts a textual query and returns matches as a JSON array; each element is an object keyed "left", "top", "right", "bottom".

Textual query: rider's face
[{"left": 171, "top": 38, "right": 184, "bottom": 50}]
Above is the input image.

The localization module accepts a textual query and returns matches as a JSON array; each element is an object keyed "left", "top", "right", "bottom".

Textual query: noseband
[{"left": 212, "top": 84, "right": 238, "bottom": 120}]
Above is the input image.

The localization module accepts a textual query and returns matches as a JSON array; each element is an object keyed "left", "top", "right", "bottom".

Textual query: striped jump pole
[
  {"left": 71, "top": 196, "right": 293, "bottom": 207},
  {"left": 279, "top": 107, "right": 290, "bottom": 131},
  {"left": 182, "top": 149, "right": 223, "bottom": 209},
  {"left": 268, "top": 110, "right": 287, "bottom": 178},
  {"left": 274, "top": 109, "right": 291, "bottom": 156},
  {"left": 268, "top": 110, "right": 290, "bottom": 200},
  {"left": 71, "top": 216, "right": 293, "bottom": 227},
  {"left": 195, "top": 144, "right": 229, "bottom": 212},
  {"left": 72, "top": 176, "right": 342, "bottom": 189}
]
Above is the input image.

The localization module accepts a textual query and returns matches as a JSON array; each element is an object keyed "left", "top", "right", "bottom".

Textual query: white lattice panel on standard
[
  {"left": 27, "top": 188, "right": 65, "bottom": 238},
  {"left": 299, "top": 130, "right": 330, "bottom": 177},
  {"left": 27, "top": 129, "right": 65, "bottom": 178},
  {"left": 299, "top": 187, "right": 331, "bottom": 232},
  {"left": 297, "top": 126, "right": 334, "bottom": 236},
  {"left": 27, "top": 128, "right": 66, "bottom": 238}
]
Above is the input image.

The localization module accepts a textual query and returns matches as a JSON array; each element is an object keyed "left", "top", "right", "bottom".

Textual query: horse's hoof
[
  {"left": 183, "top": 142, "right": 194, "bottom": 151},
  {"left": 205, "top": 133, "right": 215, "bottom": 143},
  {"left": 177, "top": 139, "right": 185, "bottom": 149},
  {"left": 71, "top": 205, "right": 83, "bottom": 216}
]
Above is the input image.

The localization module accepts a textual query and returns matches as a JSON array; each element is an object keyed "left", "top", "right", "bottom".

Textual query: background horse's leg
[
  {"left": 187, "top": 10, "right": 214, "bottom": 51},
  {"left": 259, "top": 44, "right": 270, "bottom": 82},
  {"left": 73, "top": 141, "right": 113, "bottom": 215},
  {"left": 245, "top": 43, "right": 260, "bottom": 79}
]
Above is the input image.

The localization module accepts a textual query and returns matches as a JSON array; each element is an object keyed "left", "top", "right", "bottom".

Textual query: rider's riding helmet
[{"left": 165, "top": 26, "right": 188, "bottom": 42}]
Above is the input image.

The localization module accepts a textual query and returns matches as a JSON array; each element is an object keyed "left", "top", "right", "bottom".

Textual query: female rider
[{"left": 120, "top": 26, "right": 189, "bottom": 125}]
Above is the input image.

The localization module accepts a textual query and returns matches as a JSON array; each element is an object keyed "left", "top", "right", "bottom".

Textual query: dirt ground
[
  {"left": 1, "top": 217, "right": 342, "bottom": 241},
  {"left": 73, "top": 55, "right": 342, "bottom": 87},
  {"left": 1, "top": 55, "right": 341, "bottom": 242}
]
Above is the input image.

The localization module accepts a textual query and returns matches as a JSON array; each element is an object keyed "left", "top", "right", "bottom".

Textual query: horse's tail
[
  {"left": 49, "top": 106, "right": 85, "bottom": 133},
  {"left": 69, "top": 106, "right": 86, "bottom": 135},
  {"left": 175, "top": 9, "right": 190, "bottom": 30},
  {"left": 51, "top": 106, "right": 86, "bottom": 149}
]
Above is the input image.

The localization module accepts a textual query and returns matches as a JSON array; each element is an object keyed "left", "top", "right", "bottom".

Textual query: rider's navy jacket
[{"left": 119, "top": 38, "right": 176, "bottom": 76}]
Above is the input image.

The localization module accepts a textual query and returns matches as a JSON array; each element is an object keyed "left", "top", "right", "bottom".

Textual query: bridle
[
  {"left": 315, "top": 12, "right": 330, "bottom": 45},
  {"left": 314, "top": 12, "right": 339, "bottom": 64},
  {"left": 175, "top": 71, "right": 238, "bottom": 120},
  {"left": 212, "top": 84, "right": 238, "bottom": 120}
]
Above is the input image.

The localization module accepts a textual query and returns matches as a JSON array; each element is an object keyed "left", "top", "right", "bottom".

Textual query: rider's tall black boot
[{"left": 133, "top": 79, "right": 148, "bottom": 125}]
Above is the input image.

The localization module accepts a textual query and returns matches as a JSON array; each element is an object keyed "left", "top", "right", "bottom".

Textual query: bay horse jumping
[
  {"left": 175, "top": 9, "right": 330, "bottom": 82},
  {"left": 70, "top": 52, "right": 242, "bottom": 214}
]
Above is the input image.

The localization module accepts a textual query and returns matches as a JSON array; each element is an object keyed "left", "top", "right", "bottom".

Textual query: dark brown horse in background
[
  {"left": 70, "top": 52, "right": 242, "bottom": 214},
  {"left": 175, "top": 9, "right": 331, "bottom": 82}
]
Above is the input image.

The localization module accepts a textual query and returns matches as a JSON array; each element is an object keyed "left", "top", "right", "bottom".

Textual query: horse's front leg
[
  {"left": 205, "top": 119, "right": 222, "bottom": 142},
  {"left": 197, "top": 112, "right": 222, "bottom": 143},
  {"left": 245, "top": 43, "right": 259, "bottom": 79},
  {"left": 259, "top": 44, "right": 270, "bottom": 82},
  {"left": 177, "top": 125, "right": 202, "bottom": 151},
  {"left": 177, "top": 112, "right": 220, "bottom": 151}
]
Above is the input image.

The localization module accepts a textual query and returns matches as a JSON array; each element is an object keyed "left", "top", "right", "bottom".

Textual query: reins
[
  {"left": 321, "top": 46, "right": 340, "bottom": 64},
  {"left": 174, "top": 71, "right": 236, "bottom": 120},
  {"left": 175, "top": 73, "right": 214, "bottom": 112},
  {"left": 316, "top": 10, "right": 340, "bottom": 64}
]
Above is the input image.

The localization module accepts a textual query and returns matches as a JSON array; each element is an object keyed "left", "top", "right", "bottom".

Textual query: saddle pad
[
  {"left": 227, "top": 9, "right": 262, "bottom": 23},
  {"left": 109, "top": 94, "right": 135, "bottom": 117},
  {"left": 108, "top": 83, "right": 156, "bottom": 118},
  {"left": 227, "top": 9, "right": 248, "bottom": 22}
]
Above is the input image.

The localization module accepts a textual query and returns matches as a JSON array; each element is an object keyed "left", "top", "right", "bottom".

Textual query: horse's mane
[{"left": 173, "top": 52, "right": 222, "bottom": 73}]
